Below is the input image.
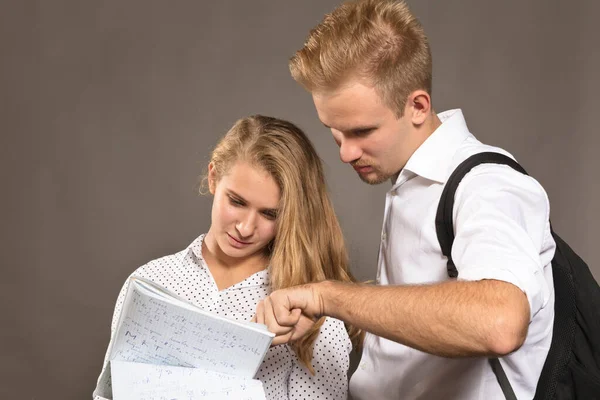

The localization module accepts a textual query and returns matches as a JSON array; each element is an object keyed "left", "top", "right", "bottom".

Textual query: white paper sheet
[
  {"left": 111, "top": 278, "right": 273, "bottom": 377},
  {"left": 111, "top": 361, "right": 267, "bottom": 400},
  {"left": 96, "top": 277, "right": 274, "bottom": 397}
]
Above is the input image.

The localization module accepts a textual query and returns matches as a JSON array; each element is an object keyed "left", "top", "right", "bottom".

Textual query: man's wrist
[{"left": 314, "top": 280, "right": 340, "bottom": 319}]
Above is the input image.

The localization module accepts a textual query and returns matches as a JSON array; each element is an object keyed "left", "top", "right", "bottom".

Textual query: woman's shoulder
[
  {"left": 141, "top": 234, "right": 205, "bottom": 266},
  {"left": 129, "top": 234, "right": 206, "bottom": 281}
]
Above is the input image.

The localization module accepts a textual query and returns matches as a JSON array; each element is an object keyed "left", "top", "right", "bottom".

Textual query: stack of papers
[{"left": 112, "top": 361, "right": 266, "bottom": 400}]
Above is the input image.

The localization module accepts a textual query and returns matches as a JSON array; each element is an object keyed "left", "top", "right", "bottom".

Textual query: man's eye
[{"left": 353, "top": 128, "right": 374, "bottom": 136}]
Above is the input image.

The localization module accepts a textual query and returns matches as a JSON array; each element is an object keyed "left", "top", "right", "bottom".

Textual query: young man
[{"left": 254, "top": 0, "right": 556, "bottom": 399}]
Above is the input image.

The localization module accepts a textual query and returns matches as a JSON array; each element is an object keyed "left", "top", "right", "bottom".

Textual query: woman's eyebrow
[{"left": 227, "top": 190, "right": 278, "bottom": 213}]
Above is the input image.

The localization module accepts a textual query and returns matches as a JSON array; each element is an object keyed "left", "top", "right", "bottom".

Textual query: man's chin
[{"left": 357, "top": 170, "right": 390, "bottom": 185}]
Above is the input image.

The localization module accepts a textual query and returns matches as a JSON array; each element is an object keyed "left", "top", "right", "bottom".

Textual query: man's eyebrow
[
  {"left": 322, "top": 122, "right": 378, "bottom": 133},
  {"left": 349, "top": 125, "right": 377, "bottom": 132}
]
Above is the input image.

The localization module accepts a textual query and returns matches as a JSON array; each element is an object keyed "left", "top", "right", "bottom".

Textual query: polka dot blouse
[{"left": 93, "top": 234, "right": 352, "bottom": 400}]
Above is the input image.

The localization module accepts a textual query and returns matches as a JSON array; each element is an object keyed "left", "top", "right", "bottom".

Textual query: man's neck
[
  {"left": 391, "top": 111, "right": 444, "bottom": 184},
  {"left": 427, "top": 110, "right": 443, "bottom": 136}
]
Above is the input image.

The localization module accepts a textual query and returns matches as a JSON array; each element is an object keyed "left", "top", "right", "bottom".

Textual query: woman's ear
[{"left": 208, "top": 162, "right": 217, "bottom": 195}]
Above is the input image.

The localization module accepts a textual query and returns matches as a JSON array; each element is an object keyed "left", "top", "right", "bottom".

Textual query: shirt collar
[
  {"left": 188, "top": 233, "right": 271, "bottom": 287},
  {"left": 397, "top": 109, "right": 472, "bottom": 185},
  {"left": 189, "top": 234, "right": 206, "bottom": 262}
]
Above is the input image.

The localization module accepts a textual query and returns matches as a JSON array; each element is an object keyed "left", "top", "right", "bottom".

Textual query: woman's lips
[{"left": 227, "top": 233, "right": 252, "bottom": 248}]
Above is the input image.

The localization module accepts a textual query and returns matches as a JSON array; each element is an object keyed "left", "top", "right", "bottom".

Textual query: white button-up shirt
[{"left": 349, "top": 109, "right": 555, "bottom": 400}]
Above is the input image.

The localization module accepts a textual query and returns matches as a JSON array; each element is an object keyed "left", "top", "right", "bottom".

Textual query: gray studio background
[{"left": 1, "top": 1, "right": 598, "bottom": 398}]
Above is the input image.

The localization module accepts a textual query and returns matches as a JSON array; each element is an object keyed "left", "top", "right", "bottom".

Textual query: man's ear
[
  {"left": 208, "top": 162, "right": 217, "bottom": 195},
  {"left": 406, "top": 90, "right": 432, "bottom": 126}
]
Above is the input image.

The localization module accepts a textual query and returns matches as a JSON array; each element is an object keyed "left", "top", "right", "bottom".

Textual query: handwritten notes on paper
[
  {"left": 109, "top": 278, "right": 274, "bottom": 378},
  {"left": 111, "top": 361, "right": 266, "bottom": 400}
]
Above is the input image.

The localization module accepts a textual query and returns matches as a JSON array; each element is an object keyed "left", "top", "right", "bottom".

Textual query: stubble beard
[{"left": 357, "top": 167, "right": 394, "bottom": 185}]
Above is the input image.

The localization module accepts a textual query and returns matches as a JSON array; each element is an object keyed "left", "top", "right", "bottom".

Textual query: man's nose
[{"left": 339, "top": 138, "right": 362, "bottom": 164}]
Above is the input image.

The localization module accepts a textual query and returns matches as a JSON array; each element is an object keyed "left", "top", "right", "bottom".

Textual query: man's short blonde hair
[{"left": 290, "top": 0, "right": 432, "bottom": 116}]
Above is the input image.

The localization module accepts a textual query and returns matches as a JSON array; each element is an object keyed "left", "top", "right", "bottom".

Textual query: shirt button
[{"left": 381, "top": 232, "right": 387, "bottom": 241}]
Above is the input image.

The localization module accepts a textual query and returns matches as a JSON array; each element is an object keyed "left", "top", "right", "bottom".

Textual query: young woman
[{"left": 93, "top": 115, "right": 362, "bottom": 400}]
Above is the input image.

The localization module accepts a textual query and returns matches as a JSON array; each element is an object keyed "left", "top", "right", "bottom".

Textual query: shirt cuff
[{"left": 457, "top": 265, "right": 547, "bottom": 320}]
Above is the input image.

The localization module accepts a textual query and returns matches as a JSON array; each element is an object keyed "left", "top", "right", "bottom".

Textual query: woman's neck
[{"left": 202, "top": 232, "right": 269, "bottom": 291}]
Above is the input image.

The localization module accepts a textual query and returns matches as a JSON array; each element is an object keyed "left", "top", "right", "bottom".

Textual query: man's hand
[{"left": 252, "top": 283, "right": 326, "bottom": 346}]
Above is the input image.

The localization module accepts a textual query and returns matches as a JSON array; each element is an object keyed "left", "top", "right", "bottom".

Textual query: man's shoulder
[{"left": 450, "top": 139, "right": 515, "bottom": 170}]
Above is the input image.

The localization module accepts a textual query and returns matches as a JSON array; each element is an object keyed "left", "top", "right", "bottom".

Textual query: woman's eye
[
  {"left": 228, "top": 197, "right": 244, "bottom": 206},
  {"left": 262, "top": 211, "right": 277, "bottom": 220}
]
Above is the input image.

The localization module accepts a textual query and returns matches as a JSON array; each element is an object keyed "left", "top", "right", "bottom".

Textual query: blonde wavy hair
[
  {"left": 202, "top": 115, "right": 363, "bottom": 373},
  {"left": 290, "top": 0, "right": 432, "bottom": 116}
]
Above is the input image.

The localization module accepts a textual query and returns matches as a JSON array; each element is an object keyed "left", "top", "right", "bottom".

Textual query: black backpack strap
[
  {"left": 489, "top": 358, "right": 519, "bottom": 400},
  {"left": 435, "top": 151, "right": 527, "bottom": 277},
  {"left": 435, "top": 151, "right": 528, "bottom": 400}
]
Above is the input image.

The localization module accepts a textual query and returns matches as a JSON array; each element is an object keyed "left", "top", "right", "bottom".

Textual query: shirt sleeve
[
  {"left": 288, "top": 317, "right": 352, "bottom": 399},
  {"left": 92, "top": 277, "right": 132, "bottom": 399},
  {"left": 451, "top": 164, "right": 555, "bottom": 319}
]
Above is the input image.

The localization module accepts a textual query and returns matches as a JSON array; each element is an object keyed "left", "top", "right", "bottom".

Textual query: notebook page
[
  {"left": 109, "top": 279, "right": 273, "bottom": 378},
  {"left": 111, "top": 361, "right": 266, "bottom": 400},
  {"left": 133, "top": 277, "right": 271, "bottom": 335}
]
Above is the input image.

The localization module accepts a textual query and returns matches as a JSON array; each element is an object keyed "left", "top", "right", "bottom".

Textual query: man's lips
[{"left": 353, "top": 164, "right": 373, "bottom": 173}]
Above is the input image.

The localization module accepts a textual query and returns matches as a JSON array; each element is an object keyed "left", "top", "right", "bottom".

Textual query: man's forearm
[{"left": 318, "top": 279, "right": 530, "bottom": 357}]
